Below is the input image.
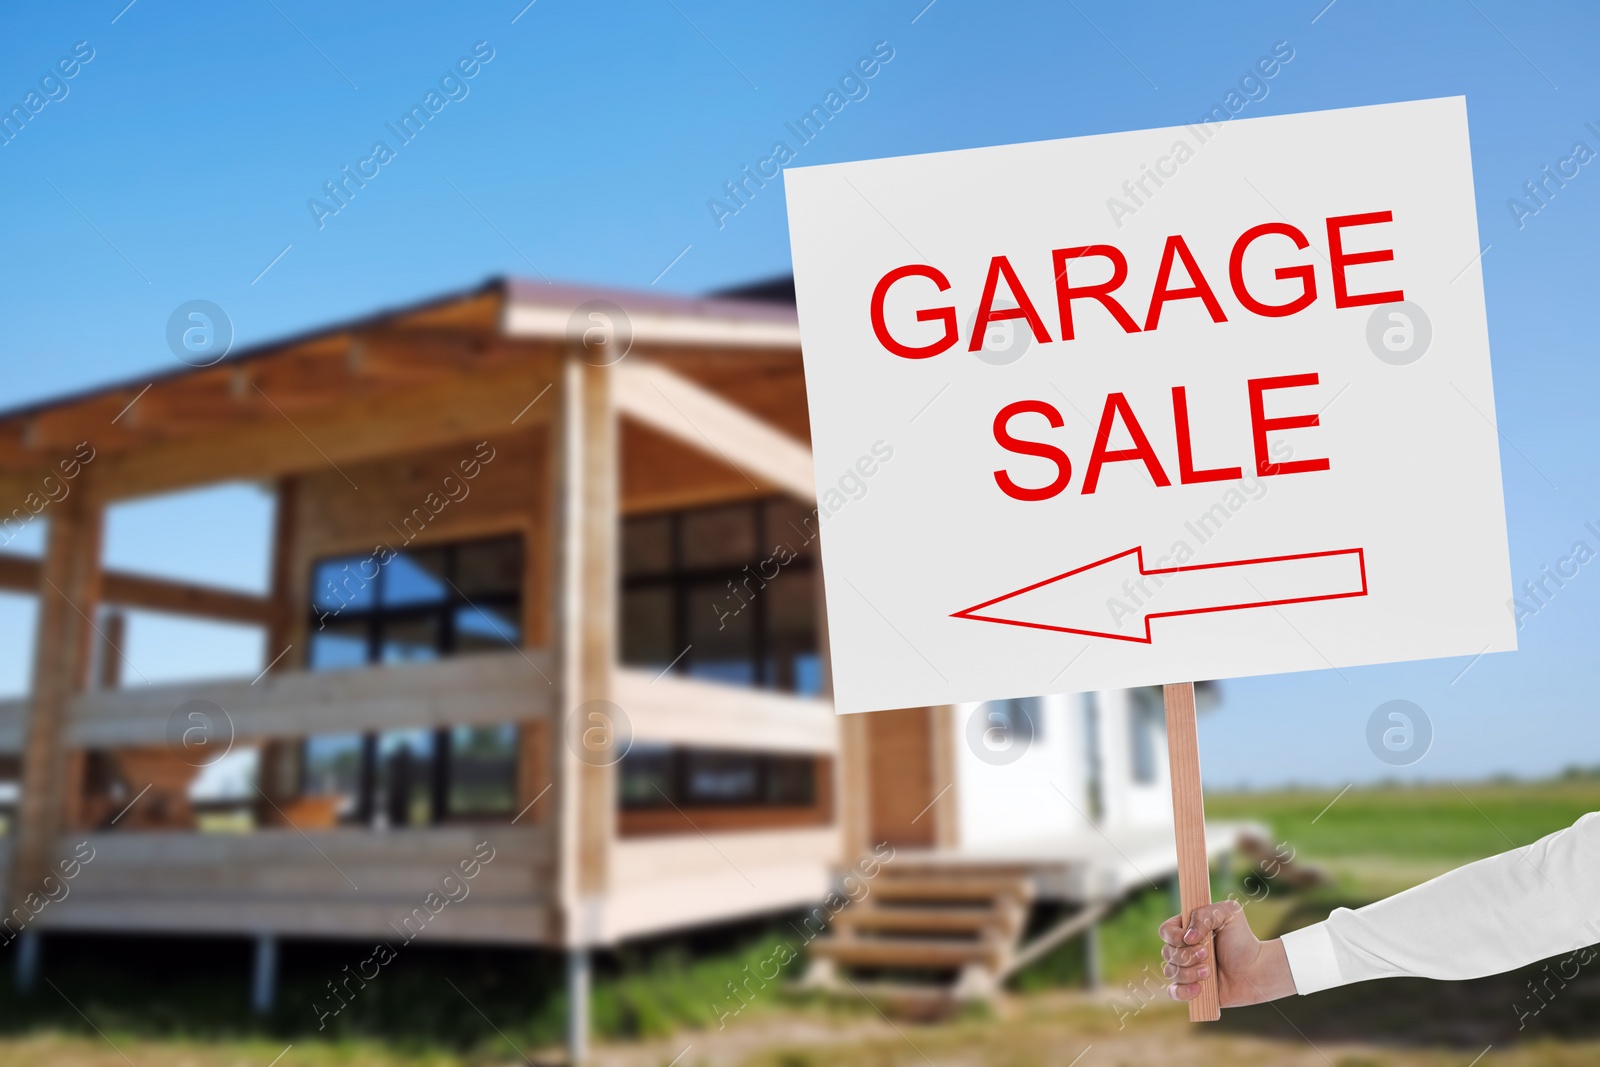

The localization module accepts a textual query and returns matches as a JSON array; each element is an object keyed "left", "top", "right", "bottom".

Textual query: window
[
  {"left": 297, "top": 724, "right": 518, "bottom": 828},
  {"left": 977, "top": 697, "right": 1042, "bottom": 745},
  {"left": 0, "top": 754, "right": 21, "bottom": 837},
  {"left": 376, "top": 728, "right": 436, "bottom": 828},
  {"left": 621, "top": 499, "right": 820, "bottom": 694},
  {"left": 308, "top": 535, "right": 523, "bottom": 669},
  {"left": 187, "top": 746, "right": 261, "bottom": 833},
  {"left": 302, "top": 733, "right": 369, "bottom": 825},
  {"left": 446, "top": 724, "right": 519, "bottom": 817},
  {"left": 1129, "top": 687, "right": 1166, "bottom": 784},
  {"left": 619, "top": 746, "right": 817, "bottom": 810}
]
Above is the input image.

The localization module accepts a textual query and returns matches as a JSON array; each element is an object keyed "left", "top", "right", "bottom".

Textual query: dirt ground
[
  {"left": 590, "top": 984, "right": 1600, "bottom": 1067},
  {"left": 9, "top": 978, "right": 1591, "bottom": 1067}
]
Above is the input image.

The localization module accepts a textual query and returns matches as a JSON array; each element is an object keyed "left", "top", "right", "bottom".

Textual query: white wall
[
  {"left": 1094, "top": 688, "right": 1175, "bottom": 831},
  {"left": 945, "top": 687, "right": 1179, "bottom": 851},
  {"left": 950, "top": 692, "right": 1094, "bottom": 849}
]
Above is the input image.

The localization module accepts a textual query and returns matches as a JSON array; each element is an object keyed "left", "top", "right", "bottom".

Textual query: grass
[
  {"left": 1205, "top": 772, "right": 1600, "bottom": 862},
  {"left": 1013, "top": 773, "right": 1600, "bottom": 995},
  {"left": 0, "top": 917, "right": 838, "bottom": 1058},
  {"left": 4, "top": 775, "right": 1599, "bottom": 1065}
]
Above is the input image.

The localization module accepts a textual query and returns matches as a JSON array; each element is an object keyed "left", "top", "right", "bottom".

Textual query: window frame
[
  {"left": 620, "top": 498, "right": 819, "bottom": 692},
  {"left": 297, "top": 723, "right": 521, "bottom": 828},
  {"left": 306, "top": 533, "right": 525, "bottom": 670},
  {"left": 618, "top": 745, "right": 819, "bottom": 811}
]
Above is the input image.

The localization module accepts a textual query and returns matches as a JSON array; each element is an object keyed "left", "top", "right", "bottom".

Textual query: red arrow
[{"left": 951, "top": 546, "right": 1368, "bottom": 644}]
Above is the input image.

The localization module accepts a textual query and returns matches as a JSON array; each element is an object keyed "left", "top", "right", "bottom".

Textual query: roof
[
  {"left": 0, "top": 279, "right": 503, "bottom": 428},
  {"left": 0, "top": 276, "right": 800, "bottom": 428},
  {"left": 0, "top": 275, "right": 800, "bottom": 467}
]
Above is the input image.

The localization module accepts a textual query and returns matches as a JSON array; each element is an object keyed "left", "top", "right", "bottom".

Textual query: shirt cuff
[{"left": 1280, "top": 922, "right": 1343, "bottom": 995}]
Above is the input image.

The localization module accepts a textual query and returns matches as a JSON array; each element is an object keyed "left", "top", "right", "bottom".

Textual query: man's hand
[{"left": 1157, "top": 899, "right": 1298, "bottom": 1007}]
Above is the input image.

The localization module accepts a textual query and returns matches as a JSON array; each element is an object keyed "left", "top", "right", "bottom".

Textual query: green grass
[
  {"left": 1013, "top": 773, "right": 1600, "bottom": 995},
  {"left": 0, "top": 920, "right": 832, "bottom": 1055},
  {"left": 1206, "top": 773, "right": 1600, "bottom": 861}
]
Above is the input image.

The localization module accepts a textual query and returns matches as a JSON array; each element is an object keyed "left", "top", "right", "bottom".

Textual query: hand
[{"left": 1157, "top": 899, "right": 1298, "bottom": 1007}]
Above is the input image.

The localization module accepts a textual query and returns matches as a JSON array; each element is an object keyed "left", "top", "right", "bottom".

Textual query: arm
[{"left": 1160, "top": 810, "right": 1600, "bottom": 1003}]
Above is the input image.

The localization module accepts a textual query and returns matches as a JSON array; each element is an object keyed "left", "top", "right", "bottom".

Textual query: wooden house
[{"left": 0, "top": 277, "right": 1249, "bottom": 1056}]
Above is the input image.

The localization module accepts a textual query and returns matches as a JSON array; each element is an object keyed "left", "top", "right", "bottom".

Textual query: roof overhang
[{"left": 501, "top": 278, "right": 800, "bottom": 349}]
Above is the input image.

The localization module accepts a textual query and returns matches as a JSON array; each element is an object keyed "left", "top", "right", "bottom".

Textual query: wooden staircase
[{"left": 804, "top": 860, "right": 1100, "bottom": 1006}]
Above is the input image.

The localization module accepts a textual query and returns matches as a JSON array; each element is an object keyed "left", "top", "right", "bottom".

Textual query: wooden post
[
  {"left": 928, "top": 705, "right": 960, "bottom": 849},
  {"left": 258, "top": 476, "right": 300, "bottom": 828},
  {"left": 574, "top": 358, "right": 616, "bottom": 900},
  {"left": 95, "top": 609, "right": 125, "bottom": 690},
  {"left": 1163, "top": 681, "right": 1219, "bottom": 1022},
  {"left": 265, "top": 475, "right": 299, "bottom": 662},
  {"left": 11, "top": 495, "right": 102, "bottom": 913},
  {"left": 551, "top": 352, "right": 617, "bottom": 1060}
]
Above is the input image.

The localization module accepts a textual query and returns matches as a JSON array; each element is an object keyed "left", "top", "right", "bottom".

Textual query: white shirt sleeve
[{"left": 1280, "top": 810, "right": 1600, "bottom": 995}]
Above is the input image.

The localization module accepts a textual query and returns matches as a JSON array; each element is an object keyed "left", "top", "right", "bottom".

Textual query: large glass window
[
  {"left": 621, "top": 499, "right": 820, "bottom": 693},
  {"left": 619, "top": 746, "right": 817, "bottom": 810},
  {"left": 446, "top": 724, "right": 519, "bottom": 817},
  {"left": 308, "top": 535, "right": 523, "bottom": 669},
  {"left": 297, "top": 724, "right": 518, "bottom": 828},
  {"left": 299, "top": 530, "right": 524, "bottom": 827}
]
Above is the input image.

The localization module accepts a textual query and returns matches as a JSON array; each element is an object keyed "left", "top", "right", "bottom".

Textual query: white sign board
[{"left": 784, "top": 97, "right": 1514, "bottom": 715}]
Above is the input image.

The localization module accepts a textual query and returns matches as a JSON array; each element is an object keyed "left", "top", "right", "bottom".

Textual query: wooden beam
[
  {"left": 614, "top": 358, "right": 815, "bottom": 503},
  {"left": 85, "top": 356, "right": 561, "bottom": 504},
  {"left": 103, "top": 570, "right": 271, "bottom": 625},
  {"left": 18, "top": 307, "right": 509, "bottom": 456},
  {"left": 0, "top": 552, "right": 272, "bottom": 625},
  {"left": 10, "top": 493, "right": 102, "bottom": 909}
]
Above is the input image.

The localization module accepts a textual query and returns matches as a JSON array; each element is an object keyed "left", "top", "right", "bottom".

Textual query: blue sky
[{"left": 1, "top": 0, "right": 1597, "bottom": 788}]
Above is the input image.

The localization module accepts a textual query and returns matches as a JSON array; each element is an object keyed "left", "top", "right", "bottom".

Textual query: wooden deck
[
  {"left": 31, "top": 825, "right": 557, "bottom": 943},
  {"left": 0, "top": 655, "right": 844, "bottom": 947}
]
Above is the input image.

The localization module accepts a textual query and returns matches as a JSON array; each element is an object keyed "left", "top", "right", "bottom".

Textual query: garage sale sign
[{"left": 785, "top": 98, "right": 1515, "bottom": 715}]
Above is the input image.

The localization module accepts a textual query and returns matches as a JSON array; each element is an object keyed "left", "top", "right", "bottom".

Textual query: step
[
  {"left": 885, "top": 862, "right": 1038, "bottom": 880},
  {"left": 872, "top": 876, "right": 1034, "bottom": 904},
  {"left": 833, "top": 905, "right": 1018, "bottom": 936},
  {"left": 807, "top": 936, "right": 1006, "bottom": 970}
]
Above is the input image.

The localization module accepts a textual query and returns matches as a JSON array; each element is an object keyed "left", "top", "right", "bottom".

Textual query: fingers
[
  {"left": 1160, "top": 941, "right": 1208, "bottom": 968},
  {"left": 1167, "top": 979, "right": 1208, "bottom": 1002},
  {"left": 1158, "top": 899, "right": 1241, "bottom": 946},
  {"left": 1161, "top": 954, "right": 1211, "bottom": 985},
  {"left": 1159, "top": 900, "right": 1236, "bottom": 999},
  {"left": 1179, "top": 899, "right": 1243, "bottom": 945}
]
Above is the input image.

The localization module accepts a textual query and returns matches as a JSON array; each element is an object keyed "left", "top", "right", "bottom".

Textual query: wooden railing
[
  {"left": 0, "top": 656, "right": 836, "bottom": 754},
  {"left": 612, "top": 668, "right": 838, "bottom": 753},
  {"left": 65, "top": 650, "right": 557, "bottom": 747}
]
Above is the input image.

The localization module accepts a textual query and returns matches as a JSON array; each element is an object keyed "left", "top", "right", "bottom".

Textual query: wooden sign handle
[{"left": 1164, "top": 681, "right": 1220, "bottom": 1022}]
